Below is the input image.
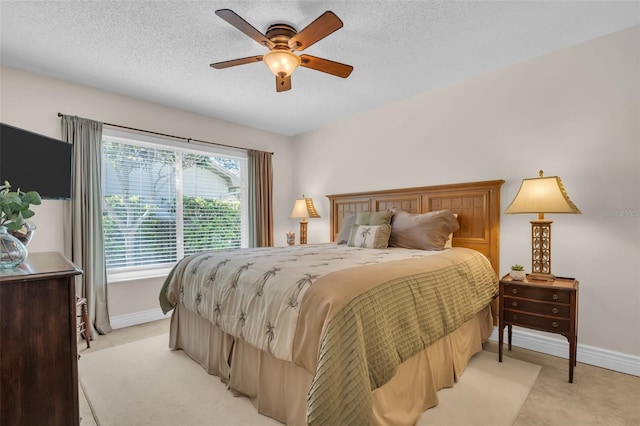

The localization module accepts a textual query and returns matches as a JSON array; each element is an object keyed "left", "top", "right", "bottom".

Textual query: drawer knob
[
  {"left": 511, "top": 301, "right": 518, "bottom": 307},
  {"left": 552, "top": 321, "right": 559, "bottom": 328},
  {"left": 552, "top": 294, "right": 559, "bottom": 300},
  {"left": 512, "top": 314, "right": 518, "bottom": 320},
  {"left": 552, "top": 307, "right": 559, "bottom": 314},
  {"left": 512, "top": 288, "right": 518, "bottom": 295}
]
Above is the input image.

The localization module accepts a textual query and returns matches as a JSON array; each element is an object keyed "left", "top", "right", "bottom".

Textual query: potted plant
[
  {"left": 0, "top": 181, "right": 41, "bottom": 268},
  {"left": 510, "top": 264, "right": 526, "bottom": 281}
]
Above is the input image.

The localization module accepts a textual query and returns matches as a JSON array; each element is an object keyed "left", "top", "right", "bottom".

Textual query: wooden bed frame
[{"left": 327, "top": 179, "right": 505, "bottom": 275}]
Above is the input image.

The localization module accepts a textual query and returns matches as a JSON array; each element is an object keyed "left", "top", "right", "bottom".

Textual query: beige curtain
[
  {"left": 248, "top": 150, "right": 274, "bottom": 247},
  {"left": 61, "top": 115, "right": 112, "bottom": 335}
]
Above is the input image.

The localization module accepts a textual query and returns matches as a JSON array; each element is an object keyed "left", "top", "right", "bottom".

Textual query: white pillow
[{"left": 444, "top": 213, "right": 459, "bottom": 249}]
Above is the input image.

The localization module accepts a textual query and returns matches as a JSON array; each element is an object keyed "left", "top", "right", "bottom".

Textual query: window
[{"left": 102, "top": 129, "right": 248, "bottom": 280}]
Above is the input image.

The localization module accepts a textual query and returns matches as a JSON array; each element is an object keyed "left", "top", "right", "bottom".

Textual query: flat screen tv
[{"left": 0, "top": 123, "right": 73, "bottom": 200}]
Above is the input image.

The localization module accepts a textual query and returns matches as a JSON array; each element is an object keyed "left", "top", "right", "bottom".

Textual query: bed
[{"left": 160, "top": 179, "right": 504, "bottom": 425}]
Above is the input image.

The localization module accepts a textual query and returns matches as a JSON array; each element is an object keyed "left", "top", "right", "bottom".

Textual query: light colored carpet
[
  {"left": 79, "top": 334, "right": 540, "bottom": 426},
  {"left": 417, "top": 350, "right": 540, "bottom": 425}
]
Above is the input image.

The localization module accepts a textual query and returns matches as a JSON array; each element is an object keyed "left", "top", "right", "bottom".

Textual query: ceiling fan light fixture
[
  {"left": 211, "top": 9, "right": 352, "bottom": 92},
  {"left": 263, "top": 50, "right": 301, "bottom": 78}
]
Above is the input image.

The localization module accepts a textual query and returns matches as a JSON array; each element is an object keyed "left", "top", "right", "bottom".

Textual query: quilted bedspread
[{"left": 159, "top": 244, "right": 498, "bottom": 424}]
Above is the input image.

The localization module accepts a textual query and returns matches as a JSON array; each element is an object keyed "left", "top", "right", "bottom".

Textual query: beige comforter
[{"left": 160, "top": 245, "right": 498, "bottom": 425}]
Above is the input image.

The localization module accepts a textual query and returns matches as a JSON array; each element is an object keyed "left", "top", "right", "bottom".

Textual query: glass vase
[
  {"left": 0, "top": 226, "right": 28, "bottom": 269},
  {"left": 8, "top": 221, "right": 36, "bottom": 246}
]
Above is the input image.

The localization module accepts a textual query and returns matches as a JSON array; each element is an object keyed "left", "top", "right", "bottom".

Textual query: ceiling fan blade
[
  {"left": 276, "top": 75, "right": 292, "bottom": 92},
  {"left": 210, "top": 55, "right": 263, "bottom": 69},
  {"left": 299, "top": 55, "right": 353, "bottom": 78},
  {"left": 215, "top": 9, "right": 275, "bottom": 49},
  {"left": 288, "top": 11, "right": 343, "bottom": 51}
]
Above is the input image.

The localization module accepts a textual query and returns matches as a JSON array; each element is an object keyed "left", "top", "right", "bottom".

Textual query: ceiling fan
[{"left": 210, "top": 9, "right": 353, "bottom": 92}]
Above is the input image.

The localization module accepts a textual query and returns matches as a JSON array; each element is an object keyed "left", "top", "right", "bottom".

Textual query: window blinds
[{"left": 102, "top": 133, "right": 247, "bottom": 271}]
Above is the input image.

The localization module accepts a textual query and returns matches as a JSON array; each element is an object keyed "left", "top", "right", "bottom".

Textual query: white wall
[
  {"left": 293, "top": 26, "right": 640, "bottom": 361},
  {"left": 0, "top": 65, "right": 294, "bottom": 319}
]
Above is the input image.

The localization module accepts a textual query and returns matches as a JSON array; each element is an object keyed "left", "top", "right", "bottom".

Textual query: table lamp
[
  {"left": 505, "top": 170, "right": 581, "bottom": 281},
  {"left": 289, "top": 195, "right": 320, "bottom": 245}
]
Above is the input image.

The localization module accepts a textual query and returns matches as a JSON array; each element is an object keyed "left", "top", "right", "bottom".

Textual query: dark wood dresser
[
  {"left": 0, "top": 252, "right": 82, "bottom": 426},
  {"left": 498, "top": 274, "right": 579, "bottom": 383}
]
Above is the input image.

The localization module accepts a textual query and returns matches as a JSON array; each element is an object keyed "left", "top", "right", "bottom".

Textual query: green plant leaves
[
  {"left": 25, "top": 191, "right": 42, "bottom": 205},
  {"left": 21, "top": 209, "right": 36, "bottom": 219},
  {"left": 0, "top": 182, "right": 42, "bottom": 229}
]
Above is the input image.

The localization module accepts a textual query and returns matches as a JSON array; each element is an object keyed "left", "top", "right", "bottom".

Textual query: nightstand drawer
[
  {"left": 503, "top": 297, "right": 570, "bottom": 318},
  {"left": 503, "top": 283, "right": 570, "bottom": 303},
  {"left": 503, "top": 309, "right": 570, "bottom": 333}
]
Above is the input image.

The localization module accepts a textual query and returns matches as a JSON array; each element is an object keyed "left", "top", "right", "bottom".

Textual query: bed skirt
[{"left": 169, "top": 304, "right": 493, "bottom": 426}]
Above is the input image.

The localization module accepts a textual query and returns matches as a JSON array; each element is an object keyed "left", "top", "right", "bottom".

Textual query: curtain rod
[{"left": 57, "top": 112, "right": 273, "bottom": 155}]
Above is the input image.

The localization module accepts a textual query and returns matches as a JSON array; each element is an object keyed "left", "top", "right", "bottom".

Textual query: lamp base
[
  {"left": 527, "top": 272, "right": 555, "bottom": 282},
  {"left": 530, "top": 219, "right": 554, "bottom": 282},
  {"left": 299, "top": 219, "right": 308, "bottom": 245}
]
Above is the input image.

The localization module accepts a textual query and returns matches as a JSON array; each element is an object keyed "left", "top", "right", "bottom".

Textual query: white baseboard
[
  {"left": 490, "top": 327, "right": 640, "bottom": 377},
  {"left": 110, "top": 308, "right": 171, "bottom": 330}
]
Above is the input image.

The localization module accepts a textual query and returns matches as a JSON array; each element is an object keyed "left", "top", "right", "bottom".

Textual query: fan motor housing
[{"left": 266, "top": 24, "right": 297, "bottom": 50}]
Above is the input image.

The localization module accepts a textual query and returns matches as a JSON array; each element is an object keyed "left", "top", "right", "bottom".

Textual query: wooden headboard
[{"left": 327, "top": 179, "right": 505, "bottom": 275}]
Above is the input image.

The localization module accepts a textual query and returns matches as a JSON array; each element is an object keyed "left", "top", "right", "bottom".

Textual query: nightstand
[{"left": 498, "top": 275, "right": 579, "bottom": 382}]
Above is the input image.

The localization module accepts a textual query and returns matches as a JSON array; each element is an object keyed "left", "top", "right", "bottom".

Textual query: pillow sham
[
  {"left": 347, "top": 224, "right": 392, "bottom": 249},
  {"left": 336, "top": 214, "right": 357, "bottom": 245},
  {"left": 355, "top": 210, "right": 393, "bottom": 226},
  {"left": 389, "top": 209, "right": 459, "bottom": 251}
]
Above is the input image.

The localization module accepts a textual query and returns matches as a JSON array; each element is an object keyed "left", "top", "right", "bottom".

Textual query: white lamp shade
[
  {"left": 289, "top": 197, "right": 320, "bottom": 219},
  {"left": 263, "top": 50, "right": 301, "bottom": 78},
  {"left": 505, "top": 174, "right": 581, "bottom": 214}
]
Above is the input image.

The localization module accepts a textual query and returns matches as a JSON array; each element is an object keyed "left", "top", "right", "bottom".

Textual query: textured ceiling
[{"left": 1, "top": 1, "right": 638, "bottom": 136}]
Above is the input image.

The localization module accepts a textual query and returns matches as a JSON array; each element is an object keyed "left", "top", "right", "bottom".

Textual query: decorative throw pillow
[
  {"left": 355, "top": 210, "right": 393, "bottom": 226},
  {"left": 336, "top": 214, "right": 357, "bottom": 245},
  {"left": 347, "top": 224, "right": 392, "bottom": 249},
  {"left": 389, "top": 209, "right": 460, "bottom": 251}
]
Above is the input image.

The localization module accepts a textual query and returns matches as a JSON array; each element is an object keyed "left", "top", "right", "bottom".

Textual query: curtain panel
[
  {"left": 61, "top": 115, "right": 111, "bottom": 335},
  {"left": 248, "top": 150, "right": 274, "bottom": 247}
]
